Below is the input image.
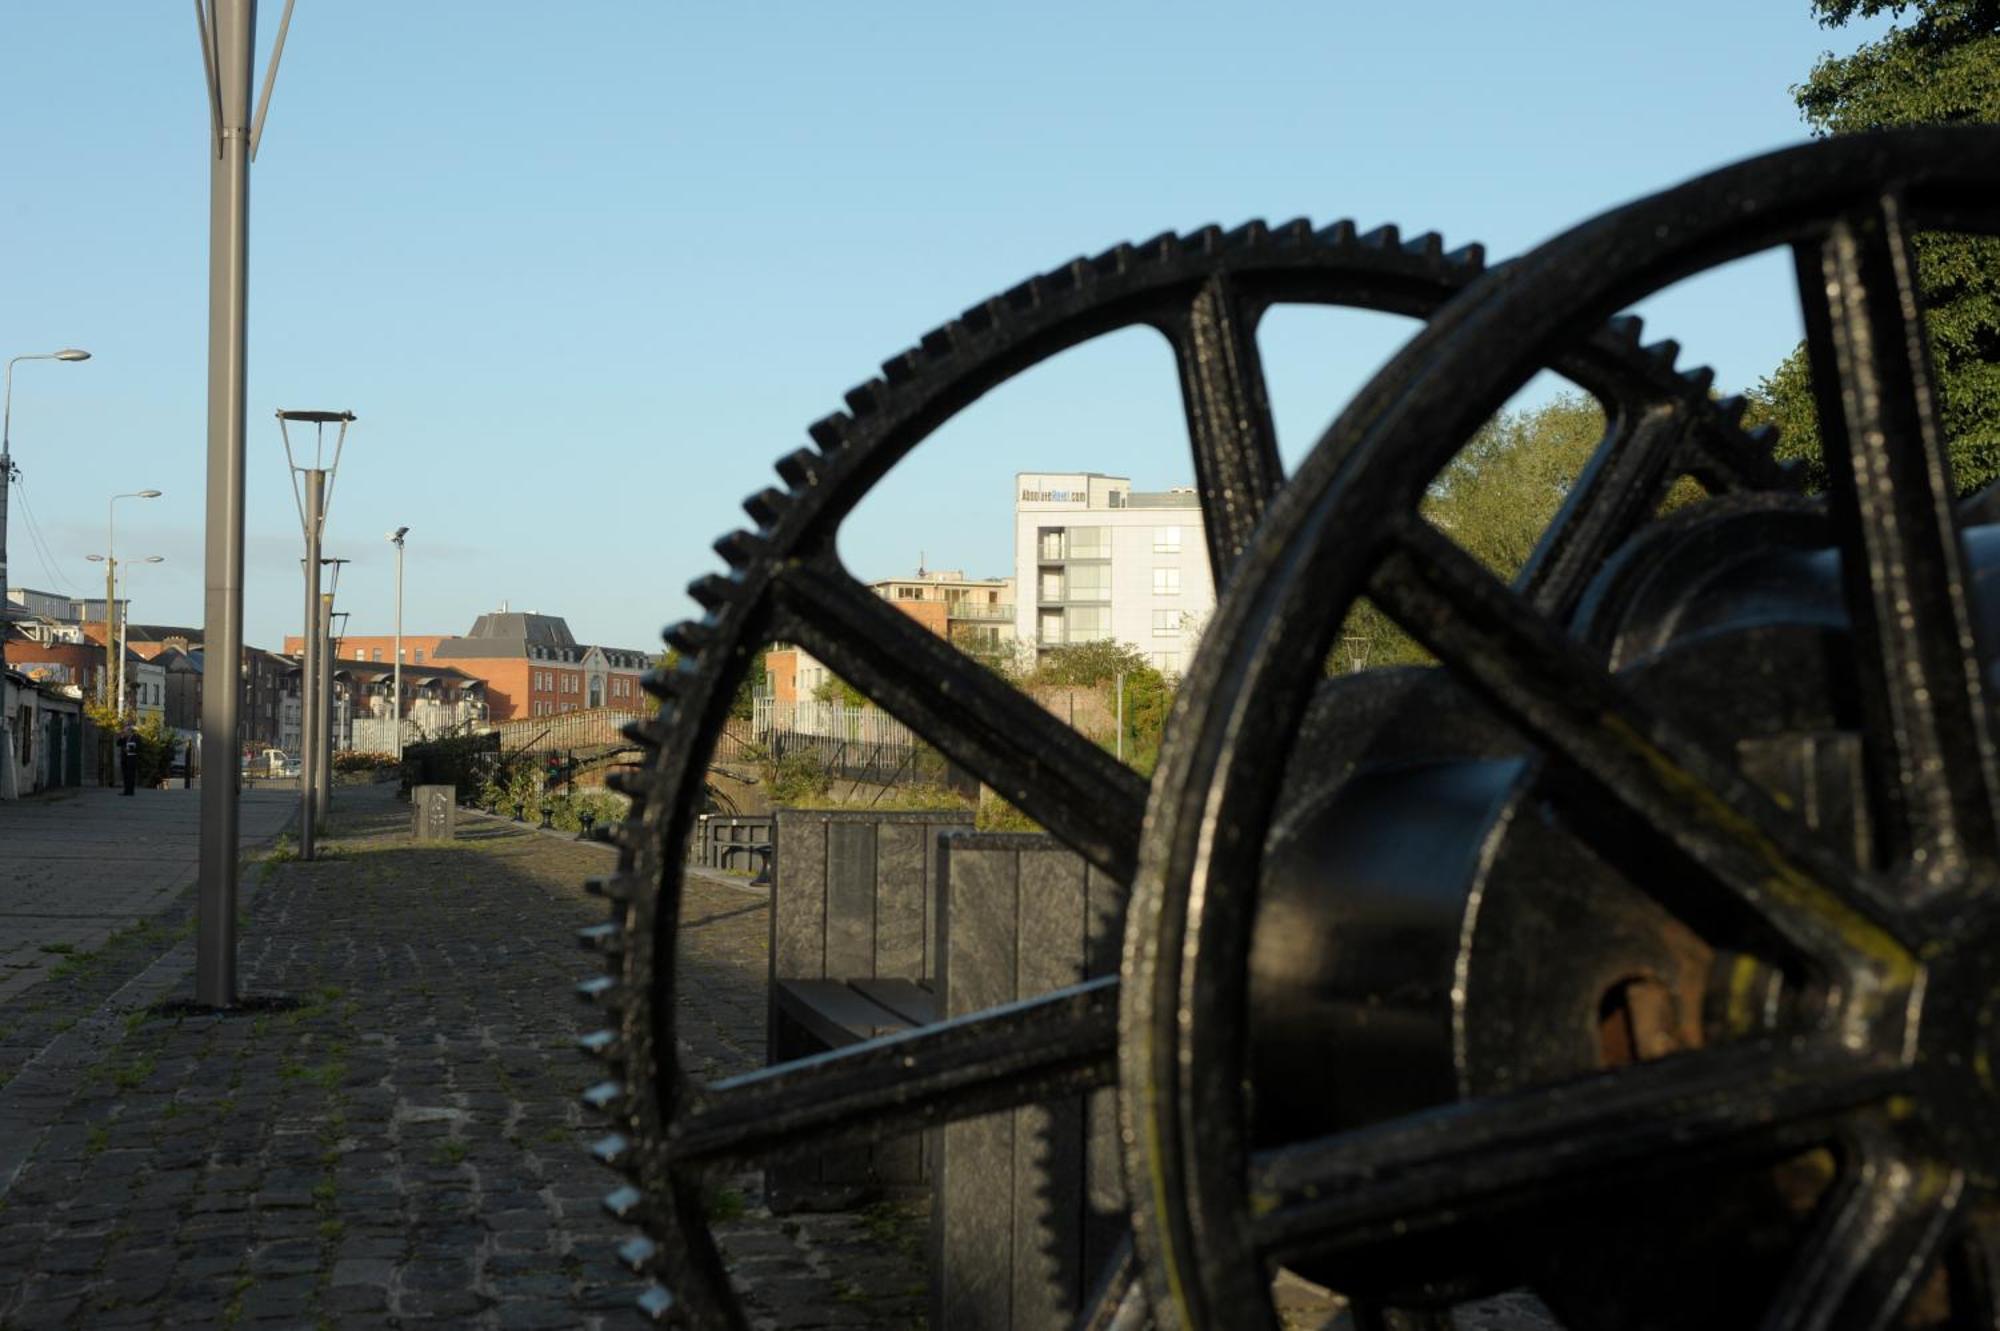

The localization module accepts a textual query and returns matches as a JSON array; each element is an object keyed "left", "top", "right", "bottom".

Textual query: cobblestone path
[{"left": 0, "top": 784, "right": 928, "bottom": 1330}]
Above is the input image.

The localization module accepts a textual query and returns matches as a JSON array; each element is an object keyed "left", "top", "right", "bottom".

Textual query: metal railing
[{"left": 753, "top": 696, "right": 916, "bottom": 749}]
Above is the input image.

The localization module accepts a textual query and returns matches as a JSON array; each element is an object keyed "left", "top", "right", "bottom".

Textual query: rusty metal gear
[
  {"left": 574, "top": 215, "right": 1793, "bottom": 1326},
  {"left": 1123, "top": 126, "right": 2000, "bottom": 1331}
]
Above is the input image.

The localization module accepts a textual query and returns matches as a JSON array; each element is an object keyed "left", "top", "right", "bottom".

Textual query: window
[
  {"left": 1152, "top": 609, "right": 1181, "bottom": 637},
  {"left": 1040, "top": 570, "right": 1065, "bottom": 603},
  {"left": 413, "top": 649, "right": 424, "bottom": 664},
  {"left": 1153, "top": 567, "right": 1181, "bottom": 596},
  {"left": 1066, "top": 606, "right": 1110, "bottom": 642},
  {"left": 1039, "top": 610, "right": 1064, "bottom": 645},
  {"left": 1068, "top": 526, "right": 1110, "bottom": 558},
  {"left": 1153, "top": 526, "right": 1182, "bottom": 554},
  {"left": 1068, "top": 564, "right": 1110, "bottom": 599},
  {"left": 371, "top": 648, "right": 381, "bottom": 662},
  {"left": 1038, "top": 528, "right": 1066, "bottom": 561}
]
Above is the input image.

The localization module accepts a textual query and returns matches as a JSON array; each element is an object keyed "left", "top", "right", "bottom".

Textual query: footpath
[{"left": 0, "top": 782, "right": 925, "bottom": 1330}]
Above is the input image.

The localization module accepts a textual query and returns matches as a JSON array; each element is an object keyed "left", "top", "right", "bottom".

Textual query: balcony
[{"left": 947, "top": 601, "right": 1014, "bottom": 622}]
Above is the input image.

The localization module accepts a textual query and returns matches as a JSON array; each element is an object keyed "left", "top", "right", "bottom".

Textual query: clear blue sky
[{"left": 0, "top": 3, "right": 1888, "bottom": 653}]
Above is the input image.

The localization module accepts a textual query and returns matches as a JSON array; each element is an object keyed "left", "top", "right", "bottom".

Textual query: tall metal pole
[
  {"left": 316, "top": 586, "right": 333, "bottom": 821},
  {"left": 115, "top": 563, "right": 126, "bottom": 714},
  {"left": 196, "top": 0, "right": 254, "bottom": 1007},
  {"left": 298, "top": 471, "right": 322, "bottom": 860},
  {"left": 391, "top": 530, "right": 405, "bottom": 759},
  {"left": 101, "top": 555, "right": 117, "bottom": 706}
]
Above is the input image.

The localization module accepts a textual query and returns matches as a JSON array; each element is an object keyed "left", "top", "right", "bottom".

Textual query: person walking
[{"left": 120, "top": 727, "right": 139, "bottom": 796}]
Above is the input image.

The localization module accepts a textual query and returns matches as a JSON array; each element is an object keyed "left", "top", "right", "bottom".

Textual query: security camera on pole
[{"left": 278, "top": 409, "right": 353, "bottom": 861}]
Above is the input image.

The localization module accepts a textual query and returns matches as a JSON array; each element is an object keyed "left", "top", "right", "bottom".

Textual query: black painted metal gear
[
  {"left": 1123, "top": 126, "right": 2000, "bottom": 1331},
  {"left": 576, "top": 213, "right": 1794, "bottom": 1326}
]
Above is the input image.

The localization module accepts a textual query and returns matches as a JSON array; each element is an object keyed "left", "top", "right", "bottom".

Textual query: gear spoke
[
  {"left": 1794, "top": 193, "right": 2000, "bottom": 893},
  {"left": 774, "top": 559, "right": 1148, "bottom": 881},
  {"left": 1167, "top": 273, "right": 1285, "bottom": 584},
  {"left": 670, "top": 975, "right": 1119, "bottom": 1170},
  {"left": 1247, "top": 1038, "right": 1905, "bottom": 1267},
  {"left": 1517, "top": 400, "right": 1690, "bottom": 623},
  {"left": 1758, "top": 1132, "right": 1966, "bottom": 1331},
  {"left": 1370, "top": 515, "right": 1915, "bottom": 987}
]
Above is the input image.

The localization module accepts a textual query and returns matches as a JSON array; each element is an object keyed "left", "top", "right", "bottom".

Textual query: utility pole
[
  {"left": 193, "top": 0, "right": 295, "bottom": 1009},
  {"left": 101, "top": 555, "right": 117, "bottom": 706}
]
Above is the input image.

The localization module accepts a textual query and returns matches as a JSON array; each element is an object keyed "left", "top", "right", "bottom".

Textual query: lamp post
[
  {"left": 102, "top": 490, "right": 163, "bottom": 705},
  {"left": 318, "top": 557, "right": 349, "bottom": 824},
  {"left": 388, "top": 527, "right": 407, "bottom": 759},
  {"left": 117, "top": 556, "right": 165, "bottom": 716},
  {"left": 0, "top": 348, "right": 90, "bottom": 802},
  {"left": 278, "top": 409, "right": 354, "bottom": 862}
]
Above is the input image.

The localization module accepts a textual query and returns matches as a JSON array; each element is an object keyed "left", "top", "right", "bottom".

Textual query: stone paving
[
  {"left": 0, "top": 781, "right": 940, "bottom": 1330},
  {"left": 0, "top": 785, "right": 296, "bottom": 1005}
]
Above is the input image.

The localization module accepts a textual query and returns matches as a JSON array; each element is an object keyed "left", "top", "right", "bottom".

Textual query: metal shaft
[
  {"left": 316, "top": 588, "right": 332, "bottom": 821},
  {"left": 393, "top": 541, "right": 403, "bottom": 759},
  {"left": 196, "top": 0, "right": 254, "bottom": 1008},
  {"left": 298, "top": 470, "right": 322, "bottom": 860},
  {"left": 102, "top": 556, "right": 116, "bottom": 706},
  {"left": 115, "top": 564, "right": 127, "bottom": 715}
]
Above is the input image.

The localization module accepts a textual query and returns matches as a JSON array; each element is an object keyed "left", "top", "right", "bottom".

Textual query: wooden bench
[{"left": 765, "top": 807, "right": 972, "bottom": 1211}]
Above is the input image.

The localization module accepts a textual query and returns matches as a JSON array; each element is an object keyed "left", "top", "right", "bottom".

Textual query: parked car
[{"left": 258, "top": 748, "right": 300, "bottom": 778}]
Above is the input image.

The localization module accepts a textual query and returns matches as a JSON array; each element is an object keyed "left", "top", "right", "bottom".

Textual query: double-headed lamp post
[
  {"left": 102, "top": 490, "right": 163, "bottom": 704},
  {"left": 388, "top": 527, "right": 407, "bottom": 758},
  {"left": 87, "top": 552, "right": 165, "bottom": 714}
]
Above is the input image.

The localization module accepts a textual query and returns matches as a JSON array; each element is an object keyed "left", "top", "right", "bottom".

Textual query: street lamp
[
  {"left": 388, "top": 526, "right": 407, "bottom": 759},
  {"left": 278, "top": 409, "right": 354, "bottom": 862},
  {"left": 0, "top": 348, "right": 91, "bottom": 801},
  {"left": 102, "top": 490, "right": 163, "bottom": 705}
]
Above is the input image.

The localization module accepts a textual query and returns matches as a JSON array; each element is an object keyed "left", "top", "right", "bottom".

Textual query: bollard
[
  {"left": 539, "top": 802, "right": 554, "bottom": 830},
  {"left": 577, "top": 810, "right": 596, "bottom": 841},
  {"left": 513, "top": 801, "right": 526, "bottom": 822}
]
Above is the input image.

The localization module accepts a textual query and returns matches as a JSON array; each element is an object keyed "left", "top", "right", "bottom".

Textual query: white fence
[{"left": 752, "top": 696, "right": 917, "bottom": 750}]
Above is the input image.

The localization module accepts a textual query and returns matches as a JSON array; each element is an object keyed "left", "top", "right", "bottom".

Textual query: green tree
[
  {"left": 1332, "top": 394, "right": 1608, "bottom": 671},
  {"left": 1753, "top": 0, "right": 2000, "bottom": 492}
]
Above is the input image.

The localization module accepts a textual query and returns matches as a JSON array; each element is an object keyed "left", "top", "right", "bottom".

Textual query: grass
[
  {"left": 83, "top": 1124, "right": 109, "bottom": 1158},
  {"left": 110, "top": 1053, "right": 157, "bottom": 1091},
  {"left": 706, "top": 1186, "right": 747, "bottom": 1224},
  {"left": 37, "top": 942, "right": 75, "bottom": 955}
]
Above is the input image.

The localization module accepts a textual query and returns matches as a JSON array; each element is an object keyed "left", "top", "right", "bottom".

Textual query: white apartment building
[{"left": 1013, "top": 472, "right": 1214, "bottom": 676}]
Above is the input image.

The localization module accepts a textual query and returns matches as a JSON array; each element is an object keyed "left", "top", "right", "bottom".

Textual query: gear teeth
[
  {"left": 1001, "top": 276, "right": 1043, "bottom": 312},
  {"left": 1043, "top": 258, "right": 1084, "bottom": 296},
  {"left": 606, "top": 768, "right": 652, "bottom": 799},
  {"left": 843, "top": 379, "right": 888, "bottom": 417},
  {"left": 687, "top": 573, "right": 734, "bottom": 611},
  {"left": 742, "top": 486, "right": 791, "bottom": 529},
  {"left": 918, "top": 324, "right": 960, "bottom": 359},
  {"left": 1715, "top": 394, "right": 1749, "bottom": 426},
  {"left": 1224, "top": 220, "right": 1268, "bottom": 249},
  {"left": 578, "top": 922, "right": 625, "bottom": 955},
  {"left": 1090, "top": 241, "right": 1134, "bottom": 276},
  {"left": 1402, "top": 231, "right": 1444, "bottom": 261},
  {"left": 583, "top": 1080, "right": 628, "bottom": 1115},
  {"left": 774, "top": 447, "right": 825, "bottom": 489},
  {"left": 603, "top": 1185, "right": 645, "bottom": 1221},
  {"left": 1185, "top": 224, "right": 1224, "bottom": 255},
  {"left": 879, "top": 349, "right": 923, "bottom": 386},
  {"left": 1274, "top": 217, "right": 1312, "bottom": 244},
  {"left": 619, "top": 717, "right": 665, "bottom": 748},
  {"left": 1317, "top": 219, "right": 1358, "bottom": 246},
  {"left": 641, "top": 667, "right": 683, "bottom": 701},
  {"left": 599, "top": 869, "right": 641, "bottom": 901},
  {"left": 1679, "top": 365, "right": 1716, "bottom": 397},
  {"left": 1607, "top": 314, "right": 1645, "bottom": 346},
  {"left": 1643, "top": 339, "right": 1681, "bottom": 371},
  {"left": 617, "top": 1234, "right": 660, "bottom": 1274},
  {"left": 1135, "top": 230, "right": 1177, "bottom": 263},
  {"left": 578, "top": 1028, "right": 623, "bottom": 1061},
  {"left": 713, "top": 530, "right": 764, "bottom": 569},
  {"left": 576, "top": 974, "right": 620, "bottom": 1007},
  {"left": 805, "top": 412, "right": 852, "bottom": 453},
  {"left": 1446, "top": 242, "right": 1486, "bottom": 271},
  {"left": 590, "top": 1133, "right": 632, "bottom": 1168},
  {"left": 664, "top": 621, "right": 714, "bottom": 656},
  {"left": 636, "top": 1285, "right": 677, "bottom": 1323},
  {"left": 1358, "top": 224, "right": 1401, "bottom": 250}
]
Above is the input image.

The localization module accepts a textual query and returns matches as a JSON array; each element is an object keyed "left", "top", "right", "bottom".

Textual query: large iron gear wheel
[
  {"left": 574, "top": 214, "right": 1793, "bottom": 1326},
  {"left": 1124, "top": 126, "right": 2000, "bottom": 1331}
]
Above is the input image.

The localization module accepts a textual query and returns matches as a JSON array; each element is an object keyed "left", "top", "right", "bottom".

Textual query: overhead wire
[{"left": 8, "top": 471, "right": 83, "bottom": 596}]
